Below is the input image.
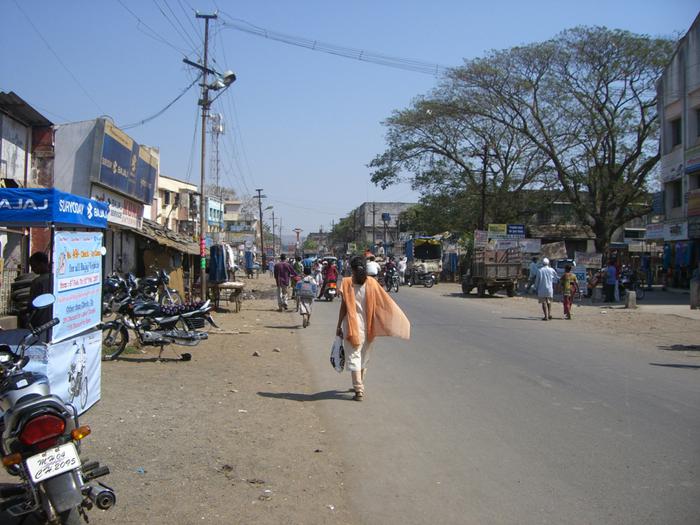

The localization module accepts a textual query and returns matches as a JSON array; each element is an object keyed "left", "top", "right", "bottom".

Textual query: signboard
[
  {"left": 17, "top": 330, "right": 102, "bottom": 416},
  {"left": 91, "top": 186, "right": 143, "bottom": 229},
  {"left": 685, "top": 144, "right": 700, "bottom": 175},
  {"left": 381, "top": 212, "right": 391, "bottom": 222},
  {"left": 665, "top": 221, "right": 687, "bottom": 241},
  {"left": 651, "top": 191, "right": 665, "bottom": 215},
  {"left": 52, "top": 231, "right": 103, "bottom": 343},
  {"left": 574, "top": 251, "right": 602, "bottom": 268},
  {"left": 0, "top": 188, "right": 109, "bottom": 228},
  {"left": 95, "top": 121, "right": 157, "bottom": 204},
  {"left": 573, "top": 267, "right": 588, "bottom": 296},
  {"left": 645, "top": 223, "right": 664, "bottom": 240},
  {"left": 688, "top": 189, "right": 700, "bottom": 217},
  {"left": 518, "top": 238, "right": 541, "bottom": 253},
  {"left": 487, "top": 224, "right": 507, "bottom": 237},
  {"left": 474, "top": 230, "right": 488, "bottom": 247},
  {"left": 494, "top": 239, "right": 519, "bottom": 250},
  {"left": 506, "top": 224, "right": 526, "bottom": 238},
  {"left": 540, "top": 241, "right": 568, "bottom": 260}
]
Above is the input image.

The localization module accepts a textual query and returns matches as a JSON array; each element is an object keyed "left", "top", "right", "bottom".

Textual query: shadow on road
[
  {"left": 258, "top": 390, "right": 353, "bottom": 402},
  {"left": 264, "top": 324, "right": 302, "bottom": 330},
  {"left": 107, "top": 355, "right": 190, "bottom": 363},
  {"left": 649, "top": 363, "right": 700, "bottom": 370},
  {"left": 501, "top": 316, "right": 547, "bottom": 321},
  {"left": 658, "top": 344, "right": 700, "bottom": 352},
  {"left": 442, "top": 292, "right": 508, "bottom": 300}
]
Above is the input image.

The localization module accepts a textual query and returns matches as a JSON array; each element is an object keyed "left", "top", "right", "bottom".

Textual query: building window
[
  {"left": 671, "top": 118, "right": 682, "bottom": 147},
  {"left": 162, "top": 191, "right": 171, "bottom": 206},
  {"left": 671, "top": 180, "right": 683, "bottom": 208}
]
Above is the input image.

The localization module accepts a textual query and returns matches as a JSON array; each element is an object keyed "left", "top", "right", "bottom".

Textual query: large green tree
[
  {"left": 448, "top": 26, "right": 673, "bottom": 251},
  {"left": 371, "top": 26, "right": 673, "bottom": 251}
]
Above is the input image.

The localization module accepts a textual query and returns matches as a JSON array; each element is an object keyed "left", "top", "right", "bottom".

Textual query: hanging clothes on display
[{"left": 209, "top": 244, "right": 227, "bottom": 284}]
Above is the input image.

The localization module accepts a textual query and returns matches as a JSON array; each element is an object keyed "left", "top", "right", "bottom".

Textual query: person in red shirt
[{"left": 318, "top": 262, "right": 338, "bottom": 298}]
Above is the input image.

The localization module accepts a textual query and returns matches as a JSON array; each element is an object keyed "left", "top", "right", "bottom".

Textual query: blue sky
[{"left": 2, "top": 1, "right": 698, "bottom": 240}]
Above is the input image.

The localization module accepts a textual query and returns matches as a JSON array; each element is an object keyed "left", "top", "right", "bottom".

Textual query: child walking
[{"left": 295, "top": 267, "right": 318, "bottom": 328}]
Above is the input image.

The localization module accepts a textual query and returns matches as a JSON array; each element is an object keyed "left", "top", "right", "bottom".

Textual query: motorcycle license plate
[{"left": 25, "top": 442, "right": 80, "bottom": 483}]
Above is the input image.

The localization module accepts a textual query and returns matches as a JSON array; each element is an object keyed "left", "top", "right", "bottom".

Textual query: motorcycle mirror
[
  {"left": 0, "top": 347, "right": 14, "bottom": 364},
  {"left": 32, "top": 293, "right": 56, "bottom": 309},
  {"left": 100, "top": 246, "right": 107, "bottom": 256}
]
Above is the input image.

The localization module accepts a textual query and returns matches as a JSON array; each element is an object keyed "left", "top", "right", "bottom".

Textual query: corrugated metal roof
[{"left": 0, "top": 92, "right": 52, "bottom": 127}]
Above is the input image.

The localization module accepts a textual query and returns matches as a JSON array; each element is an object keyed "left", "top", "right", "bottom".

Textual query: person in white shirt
[
  {"left": 534, "top": 257, "right": 559, "bottom": 320},
  {"left": 365, "top": 255, "right": 381, "bottom": 277},
  {"left": 398, "top": 256, "right": 407, "bottom": 285}
]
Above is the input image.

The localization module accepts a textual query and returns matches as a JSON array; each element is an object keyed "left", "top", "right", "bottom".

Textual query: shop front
[{"left": 0, "top": 188, "right": 108, "bottom": 415}]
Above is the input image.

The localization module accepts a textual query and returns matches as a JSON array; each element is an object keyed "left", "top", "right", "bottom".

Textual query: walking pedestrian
[
  {"left": 295, "top": 267, "right": 317, "bottom": 327},
  {"left": 604, "top": 260, "right": 617, "bottom": 303},
  {"left": 534, "top": 257, "right": 559, "bottom": 320},
  {"left": 398, "top": 256, "right": 407, "bottom": 285},
  {"left": 335, "top": 256, "right": 411, "bottom": 401},
  {"left": 365, "top": 255, "right": 380, "bottom": 278},
  {"left": 273, "top": 254, "right": 297, "bottom": 311},
  {"left": 560, "top": 264, "right": 579, "bottom": 319},
  {"left": 526, "top": 257, "right": 538, "bottom": 294}
]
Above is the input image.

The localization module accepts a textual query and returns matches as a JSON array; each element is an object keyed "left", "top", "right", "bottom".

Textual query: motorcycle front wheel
[
  {"left": 159, "top": 290, "right": 183, "bottom": 306},
  {"left": 0, "top": 508, "right": 81, "bottom": 525},
  {"left": 102, "top": 324, "right": 129, "bottom": 361},
  {"left": 424, "top": 278, "right": 434, "bottom": 288}
]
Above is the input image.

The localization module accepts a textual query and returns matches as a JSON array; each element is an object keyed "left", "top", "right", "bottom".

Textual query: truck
[
  {"left": 405, "top": 237, "right": 443, "bottom": 284},
  {"left": 461, "top": 247, "right": 522, "bottom": 297}
]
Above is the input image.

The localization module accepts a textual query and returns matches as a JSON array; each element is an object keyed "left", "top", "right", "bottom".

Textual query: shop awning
[
  {"left": 130, "top": 218, "right": 199, "bottom": 255},
  {"left": 0, "top": 188, "right": 108, "bottom": 228}
]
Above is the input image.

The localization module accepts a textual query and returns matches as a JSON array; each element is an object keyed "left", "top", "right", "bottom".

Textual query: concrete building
[
  {"left": 352, "top": 202, "right": 416, "bottom": 251},
  {"left": 222, "top": 199, "right": 258, "bottom": 245},
  {"left": 657, "top": 13, "right": 700, "bottom": 287},
  {"left": 0, "top": 92, "right": 54, "bottom": 267},
  {"left": 152, "top": 174, "right": 199, "bottom": 236}
]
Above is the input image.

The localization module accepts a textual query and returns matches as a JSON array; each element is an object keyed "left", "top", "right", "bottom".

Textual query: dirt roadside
[{"left": 75, "top": 276, "right": 353, "bottom": 524}]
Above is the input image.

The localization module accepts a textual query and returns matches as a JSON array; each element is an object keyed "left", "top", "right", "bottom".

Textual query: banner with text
[{"left": 52, "top": 231, "right": 103, "bottom": 343}]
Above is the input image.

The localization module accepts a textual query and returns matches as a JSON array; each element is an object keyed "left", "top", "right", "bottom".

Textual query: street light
[{"left": 183, "top": 15, "right": 237, "bottom": 300}]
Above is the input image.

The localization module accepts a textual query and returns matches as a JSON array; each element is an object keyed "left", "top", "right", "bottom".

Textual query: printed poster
[{"left": 52, "top": 231, "right": 103, "bottom": 343}]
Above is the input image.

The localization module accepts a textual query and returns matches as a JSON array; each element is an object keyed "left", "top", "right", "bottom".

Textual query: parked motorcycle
[
  {"left": 101, "top": 292, "right": 216, "bottom": 361},
  {"left": 406, "top": 268, "right": 435, "bottom": 288},
  {"left": 0, "top": 294, "right": 115, "bottom": 524}
]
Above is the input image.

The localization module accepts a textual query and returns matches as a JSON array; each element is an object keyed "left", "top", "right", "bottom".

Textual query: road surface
[{"left": 298, "top": 282, "right": 700, "bottom": 525}]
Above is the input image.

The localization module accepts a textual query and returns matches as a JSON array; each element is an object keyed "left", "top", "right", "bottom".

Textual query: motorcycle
[
  {"left": 0, "top": 294, "right": 115, "bottom": 524},
  {"left": 101, "top": 292, "right": 216, "bottom": 361},
  {"left": 406, "top": 267, "right": 435, "bottom": 288},
  {"left": 384, "top": 268, "right": 400, "bottom": 293},
  {"left": 323, "top": 280, "right": 337, "bottom": 302}
]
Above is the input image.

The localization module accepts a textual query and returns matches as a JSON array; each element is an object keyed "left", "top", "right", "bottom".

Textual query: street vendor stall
[{"left": 0, "top": 188, "right": 108, "bottom": 415}]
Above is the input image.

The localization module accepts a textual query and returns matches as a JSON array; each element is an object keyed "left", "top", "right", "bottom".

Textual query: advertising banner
[
  {"left": 518, "top": 238, "right": 541, "bottom": 253},
  {"left": 540, "top": 241, "right": 568, "bottom": 260},
  {"left": 95, "top": 121, "right": 157, "bottom": 204},
  {"left": 574, "top": 251, "right": 602, "bottom": 268},
  {"left": 91, "top": 186, "right": 144, "bottom": 229},
  {"left": 0, "top": 188, "right": 108, "bottom": 228},
  {"left": 645, "top": 223, "right": 664, "bottom": 240},
  {"left": 687, "top": 189, "right": 700, "bottom": 217},
  {"left": 572, "top": 267, "right": 588, "bottom": 296},
  {"left": 487, "top": 224, "right": 507, "bottom": 237},
  {"left": 52, "top": 231, "right": 103, "bottom": 343},
  {"left": 474, "top": 230, "right": 488, "bottom": 247},
  {"left": 506, "top": 224, "right": 526, "bottom": 238}
]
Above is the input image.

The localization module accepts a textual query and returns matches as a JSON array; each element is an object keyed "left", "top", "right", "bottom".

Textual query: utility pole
[
  {"left": 196, "top": 12, "right": 217, "bottom": 300},
  {"left": 371, "top": 202, "right": 377, "bottom": 252},
  {"left": 255, "top": 188, "right": 266, "bottom": 271},
  {"left": 279, "top": 217, "right": 283, "bottom": 255},
  {"left": 293, "top": 227, "right": 303, "bottom": 257},
  {"left": 479, "top": 144, "right": 488, "bottom": 231},
  {"left": 271, "top": 211, "right": 276, "bottom": 258}
]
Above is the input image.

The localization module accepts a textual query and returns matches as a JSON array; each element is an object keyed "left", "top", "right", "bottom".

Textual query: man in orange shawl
[{"left": 336, "top": 256, "right": 410, "bottom": 401}]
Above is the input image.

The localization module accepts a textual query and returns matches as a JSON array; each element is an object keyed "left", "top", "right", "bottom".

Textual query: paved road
[{"left": 298, "top": 282, "right": 700, "bottom": 525}]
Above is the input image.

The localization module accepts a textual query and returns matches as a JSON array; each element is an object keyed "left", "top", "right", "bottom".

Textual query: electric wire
[
  {"left": 185, "top": 102, "right": 200, "bottom": 183},
  {"left": 212, "top": 23, "right": 258, "bottom": 195},
  {"left": 177, "top": 0, "right": 202, "bottom": 44},
  {"left": 12, "top": 0, "right": 106, "bottom": 115},
  {"left": 218, "top": 15, "right": 448, "bottom": 77},
  {"left": 161, "top": 0, "right": 200, "bottom": 53},
  {"left": 119, "top": 73, "right": 202, "bottom": 130},
  {"left": 117, "top": 0, "right": 190, "bottom": 56}
]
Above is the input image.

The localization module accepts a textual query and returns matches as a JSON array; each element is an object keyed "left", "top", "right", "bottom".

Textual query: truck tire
[
  {"left": 506, "top": 285, "right": 515, "bottom": 297},
  {"left": 461, "top": 281, "right": 472, "bottom": 295},
  {"left": 477, "top": 282, "right": 486, "bottom": 297}
]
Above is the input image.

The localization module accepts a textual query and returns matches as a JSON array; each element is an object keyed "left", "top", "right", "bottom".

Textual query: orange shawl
[{"left": 340, "top": 277, "right": 411, "bottom": 348}]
